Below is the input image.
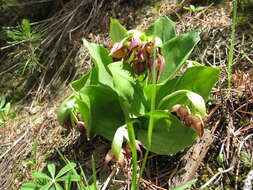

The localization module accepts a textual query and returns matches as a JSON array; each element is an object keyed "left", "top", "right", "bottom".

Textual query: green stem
[
  {"left": 138, "top": 150, "right": 149, "bottom": 185},
  {"left": 147, "top": 83, "right": 157, "bottom": 147},
  {"left": 91, "top": 155, "right": 97, "bottom": 190},
  {"left": 126, "top": 121, "right": 138, "bottom": 190},
  {"left": 139, "top": 3, "right": 159, "bottom": 186},
  {"left": 228, "top": 0, "right": 237, "bottom": 89}
]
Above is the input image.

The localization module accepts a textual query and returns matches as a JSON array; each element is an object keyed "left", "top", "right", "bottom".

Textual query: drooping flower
[
  {"left": 109, "top": 38, "right": 129, "bottom": 59},
  {"left": 109, "top": 35, "right": 165, "bottom": 79},
  {"left": 171, "top": 104, "right": 204, "bottom": 137}
]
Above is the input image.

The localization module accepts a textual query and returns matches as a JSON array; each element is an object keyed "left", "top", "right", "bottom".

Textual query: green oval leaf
[
  {"left": 145, "top": 16, "right": 176, "bottom": 46},
  {"left": 160, "top": 31, "right": 200, "bottom": 83},
  {"left": 158, "top": 90, "right": 206, "bottom": 117},
  {"left": 156, "top": 66, "right": 220, "bottom": 109},
  {"left": 78, "top": 85, "right": 125, "bottom": 140},
  {"left": 136, "top": 111, "right": 196, "bottom": 155},
  {"left": 108, "top": 61, "right": 148, "bottom": 116},
  {"left": 83, "top": 39, "right": 113, "bottom": 87}
]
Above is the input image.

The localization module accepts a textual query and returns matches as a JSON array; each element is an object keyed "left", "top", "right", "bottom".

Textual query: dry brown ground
[{"left": 0, "top": 0, "right": 253, "bottom": 189}]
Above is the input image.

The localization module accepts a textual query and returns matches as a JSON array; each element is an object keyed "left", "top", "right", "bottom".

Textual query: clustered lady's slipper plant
[{"left": 58, "top": 17, "right": 219, "bottom": 160}]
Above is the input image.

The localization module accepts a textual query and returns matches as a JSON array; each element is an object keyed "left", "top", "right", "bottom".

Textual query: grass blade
[{"left": 228, "top": 0, "right": 237, "bottom": 88}]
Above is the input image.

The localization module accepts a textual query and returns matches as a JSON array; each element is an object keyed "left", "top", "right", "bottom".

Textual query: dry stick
[
  {"left": 0, "top": 129, "right": 28, "bottom": 160},
  {"left": 46, "top": 49, "right": 74, "bottom": 88},
  {"left": 0, "top": 39, "right": 31, "bottom": 50},
  {"left": 200, "top": 167, "right": 234, "bottom": 189},
  {"left": 36, "top": 0, "right": 91, "bottom": 99},
  {"left": 72, "top": 0, "right": 97, "bottom": 34},
  {"left": 36, "top": 13, "right": 77, "bottom": 99},
  {"left": 101, "top": 167, "right": 118, "bottom": 190},
  {"left": 140, "top": 178, "right": 167, "bottom": 190},
  {"left": 170, "top": 129, "right": 214, "bottom": 187},
  {"left": 235, "top": 159, "right": 241, "bottom": 190}
]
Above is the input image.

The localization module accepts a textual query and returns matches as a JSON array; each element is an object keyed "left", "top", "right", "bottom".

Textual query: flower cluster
[{"left": 109, "top": 36, "right": 165, "bottom": 80}]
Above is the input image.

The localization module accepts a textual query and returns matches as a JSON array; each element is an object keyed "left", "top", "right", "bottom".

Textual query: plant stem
[
  {"left": 148, "top": 83, "right": 157, "bottom": 147},
  {"left": 138, "top": 150, "right": 149, "bottom": 186},
  {"left": 91, "top": 155, "right": 97, "bottom": 190},
  {"left": 139, "top": 2, "right": 159, "bottom": 187},
  {"left": 228, "top": 0, "right": 237, "bottom": 89},
  {"left": 126, "top": 121, "right": 138, "bottom": 190}
]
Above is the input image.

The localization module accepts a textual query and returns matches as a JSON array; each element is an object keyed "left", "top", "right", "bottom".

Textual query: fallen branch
[
  {"left": 0, "top": 129, "right": 28, "bottom": 160},
  {"left": 170, "top": 129, "right": 214, "bottom": 187},
  {"left": 200, "top": 167, "right": 234, "bottom": 189}
]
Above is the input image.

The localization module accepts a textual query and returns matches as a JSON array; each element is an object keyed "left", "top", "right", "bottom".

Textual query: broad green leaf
[
  {"left": 156, "top": 66, "right": 219, "bottom": 108},
  {"left": 109, "top": 18, "right": 128, "bottom": 42},
  {"left": 144, "top": 77, "right": 179, "bottom": 106},
  {"left": 169, "top": 66, "right": 220, "bottom": 101},
  {"left": 145, "top": 16, "right": 176, "bottom": 46},
  {"left": 108, "top": 62, "right": 148, "bottom": 116},
  {"left": 71, "top": 70, "right": 91, "bottom": 92},
  {"left": 32, "top": 172, "right": 51, "bottom": 180},
  {"left": 57, "top": 95, "right": 77, "bottom": 125},
  {"left": 160, "top": 31, "right": 200, "bottom": 83},
  {"left": 153, "top": 77, "right": 180, "bottom": 105},
  {"left": 158, "top": 90, "right": 206, "bottom": 117},
  {"left": 78, "top": 85, "right": 125, "bottom": 140},
  {"left": 171, "top": 179, "right": 197, "bottom": 190},
  {"left": 111, "top": 125, "right": 127, "bottom": 159},
  {"left": 48, "top": 164, "right": 56, "bottom": 178},
  {"left": 136, "top": 111, "right": 196, "bottom": 155},
  {"left": 20, "top": 183, "right": 37, "bottom": 190},
  {"left": 83, "top": 39, "right": 113, "bottom": 87},
  {"left": 56, "top": 163, "right": 76, "bottom": 178}
]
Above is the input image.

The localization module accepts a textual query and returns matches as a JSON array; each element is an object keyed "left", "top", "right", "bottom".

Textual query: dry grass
[{"left": 0, "top": 0, "right": 253, "bottom": 189}]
